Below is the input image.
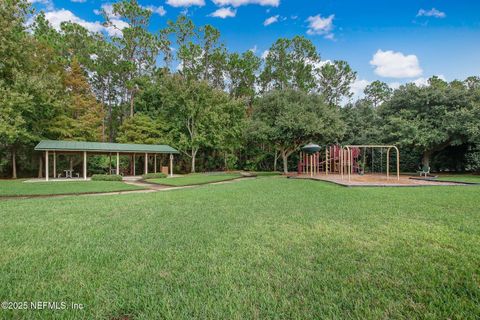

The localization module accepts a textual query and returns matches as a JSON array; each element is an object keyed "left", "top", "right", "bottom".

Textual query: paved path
[{"left": 123, "top": 179, "right": 179, "bottom": 190}]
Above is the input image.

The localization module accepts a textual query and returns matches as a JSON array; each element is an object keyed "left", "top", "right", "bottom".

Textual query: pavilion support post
[
  {"left": 109, "top": 153, "right": 112, "bottom": 174},
  {"left": 133, "top": 153, "right": 136, "bottom": 176},
  {"left": 154, "top": 154, "right": 157, "bottom": 173},
  {"left": 53, "top": 151, "right": 56, "bottom": 179},
  {"left": 144, "top": 153, "right": 148, "bottom": 175},
  {"left": 83, "top": 151, "right": 87, "bottom": 180},
  {"left": 169, "top": 153, "right": 173, "bottom": 177},
  {"left": 45, "top": 151, "right": 49, "bottom": 181},
  {"left": 116, "top": 152, "right": 120, "bottom": 175}
]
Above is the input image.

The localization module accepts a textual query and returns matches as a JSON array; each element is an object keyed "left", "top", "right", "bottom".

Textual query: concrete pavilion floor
[
  {"left": 25, "top": 174, "right": 184, "bottom": 183},
  {"left": 25, "top": 177, "right": 93, "bottom": 182},
  {"left": 292, "top": 173, "right": 463, "bottom": 187},
  {"left": 25, "top": 176, "right": 143, "bottom": 183}
]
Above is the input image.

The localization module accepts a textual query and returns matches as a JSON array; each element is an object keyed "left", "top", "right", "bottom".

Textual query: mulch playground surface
[{"left": 292, "top": 173, "right": 467, "bottom": 187}]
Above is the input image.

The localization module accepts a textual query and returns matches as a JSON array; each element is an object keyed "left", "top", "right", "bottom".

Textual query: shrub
[
  {"left": 252, "top": 171, "right": 282, "bottom": 177},
  {"left": 91, "top": 174, "right": 123, "bottom": 181},
  {"left": 465, "top": 150, "right": 480, "bottom": 173},
  {"left": 142, "top": 172, "right": 167, "bottom": 179}
]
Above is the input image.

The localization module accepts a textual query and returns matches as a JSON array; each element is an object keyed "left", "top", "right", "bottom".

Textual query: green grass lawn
[
  {"left": 1, "top": 177, "right": 479, "bottom": 319},
  {"left": 436, "top": 174, "right": 480, "bottom": 184},
  {"left": 0, "top": 179, "right": 143, "bottom": 196},
  {"left": 147, "top": 172, "right": 243, "bottom": 186}
]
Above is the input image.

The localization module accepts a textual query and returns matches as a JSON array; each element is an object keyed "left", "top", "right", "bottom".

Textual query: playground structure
[{"left": 298, "top": 144, "right": 400, "bottom": 181}]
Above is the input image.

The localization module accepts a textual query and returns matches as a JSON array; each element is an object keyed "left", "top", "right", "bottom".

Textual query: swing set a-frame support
[{"left": 341, "top": 145, "right": 400, "bottom": 182}]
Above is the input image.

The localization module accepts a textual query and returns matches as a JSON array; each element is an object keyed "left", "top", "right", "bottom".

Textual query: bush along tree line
[{"left": 1, "top": 0, "right": 480, "bottom": 178}]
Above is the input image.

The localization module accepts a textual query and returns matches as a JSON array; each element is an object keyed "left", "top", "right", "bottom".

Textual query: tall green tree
[
  {"left": 106, "top": 0, "right": 163, "bottom": 117},
  {"left": 0, "top": 0, "right": 31, "bottom": 178},
  {"left": 253, "top": 89, "right": 345, "bottom": 173},
  {"left": 260, "top": 36, "right": 320, "bottom": 92},
  {"left": 0, "top": 0, "right": 68, "bottom": 178},
  {"left": 363, "top": 80, "right": 392, "bottom": 108},
  {"left": 137, "top": 74, "right": 244, "bottom": 172},
  {"left": 380, "top": 77, "right": 480, "bottom": 167},
  {"left": 117, "top": 114, "right": 166, "bottom": 144},
  {"left": 341, "top": 99, "right": 382, "bottom": 145},
  {"left": 227, "top": 50, "right": 261, "bottom": 114},
  {"left": 164, "top": 17, "right": 226, "bottom": 89},
  {"left": 318, "top": 60, "right": 356, "bottom": 107},
  {"left": 89, "top": 39, "right": 123, "bottom": 141},
  {"left": 51, "top": 58, "right": 104, "bottom": 141},
  {"left": 0, "top": 83, "right": 32, "bottom": 178}
]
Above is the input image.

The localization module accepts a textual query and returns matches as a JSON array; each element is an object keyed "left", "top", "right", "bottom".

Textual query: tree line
[{"left": 1, "top": 0, "right": 480, "bottom": 178}]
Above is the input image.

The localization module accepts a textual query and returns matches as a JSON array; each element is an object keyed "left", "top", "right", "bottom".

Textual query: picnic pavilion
[{"left": 35, "top": 140, "right": 179, "bottom": 181}]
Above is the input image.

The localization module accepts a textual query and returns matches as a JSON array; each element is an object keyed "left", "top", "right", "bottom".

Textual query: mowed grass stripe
[
  {"left": 147, "top": 173, "right": 243, "bottom": 186},
  {"left": 436, "top": 174, "right": 480, "bottom": 184},
  {"left": 0, "top": 177, "right": 479, "bottom": 319},
  {"left": 0, "top": 180, "right": 143, "bottom": 197}
]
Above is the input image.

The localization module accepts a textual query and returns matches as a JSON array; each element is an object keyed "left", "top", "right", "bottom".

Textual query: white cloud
[
  {"left": 261, "top": 50, "right": 269, "bottom": 59},
  {"left": 342, "top": 79, "right": 370, "bottom": 105},
  {"left": 71, "top": 0, "right": 87, "bottom": 3},
  {"left": 411, "top": 75, "right": 446, "bottom": 87},
  {"left": 43, "top": 9, "right": 104, "bottom": 32},
  {"left": 370, "top": 49, "right": 423, "bottom": 78},
  {"left": 263, "top": 15, "right": 279, "bottom": 26},
  {"left": 306, "top": 14, "right": 334, "bottom": 39},
  {"left": 28, "top": 0, "right": 54, "bottom": 10},
  {"left": 166, "top": 0, "right": 205, "bottom": 8},
  {"left": 324, "top": 33, "right": 334, "bottom": 40},
  {"left": 349, "top": 79, "right": 370, "bottom": 101},
  {"left": 412, "top": 77, "right": 429, "bottom": 87},
  {"left": 209, "top": 7, "right": 236, "bottom": 18},
  {"left": 304, "top": 58, "right": 331, "bottom": 74},
  {"left": 106, "top": 19, "right": 129, "bottom": 36},
  {"left": 96, "top": 3, "right": 166, "bottom": 18},
  {"left": 37, "top": 9, "right": 127, "bottom": 37},
  {"left": 249, "top": 45, "right": 257, "bottom": 53},
  {"left": 388, "top": 82, "right": 401, "bottom": 90},
  {"left": 417, "top": 8, "right": 446, "bottom": 18},
  {"left": 93, "top": 4, "right": 118, "bottom": 18},
  {"left": 145, "top": 5, "right": 167, "bottom": 16},
  {"left": 212, "top": 0, "right": 279, "bottom": 7}
]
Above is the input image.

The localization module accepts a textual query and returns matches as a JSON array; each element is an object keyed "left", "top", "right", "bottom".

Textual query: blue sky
[{"left": 29, "top": 0, "right": 480, "bottom": 95}]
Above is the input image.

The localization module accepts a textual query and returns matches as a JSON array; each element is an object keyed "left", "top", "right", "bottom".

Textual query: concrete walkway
[{"left": 123, "top": 179, "right": 176, "bottom": 190}]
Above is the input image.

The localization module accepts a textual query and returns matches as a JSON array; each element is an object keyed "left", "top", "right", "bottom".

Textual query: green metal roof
[{"left": 35, "top": 140, "right": 179, "bottom": 154}]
